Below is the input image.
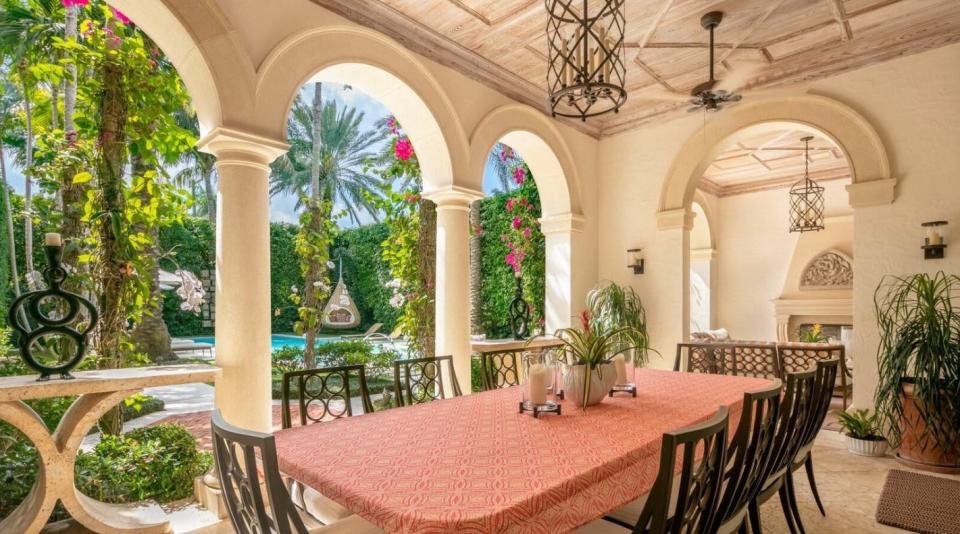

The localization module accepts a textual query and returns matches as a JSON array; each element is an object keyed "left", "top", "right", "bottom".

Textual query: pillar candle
[
  {"left": 529, "top": 363, "right": 547, "bottom": 405},
  {"left": 44, "top": 233, "right": 62, "bottom": 247},
  {"left": 930, "top": 231, "right": 943, "bottom": 245},
  {"left": 614, "top": 354, "right": 628, "bottom": 385}
]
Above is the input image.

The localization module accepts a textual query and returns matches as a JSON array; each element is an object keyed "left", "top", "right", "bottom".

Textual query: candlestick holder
[
  {"left": 8, "top": 242, "right": 98, "bottom": 381},
  {"left": 608, "top": 383, "right": 637, "bottom": 397},
  {"left": 519, "top": 351, "right": 561, "bottom": 418}
]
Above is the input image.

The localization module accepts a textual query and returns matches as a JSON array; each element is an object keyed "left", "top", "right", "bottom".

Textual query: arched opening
[{"left": 688, "top": 200, "right": 714, "bottom": 334}]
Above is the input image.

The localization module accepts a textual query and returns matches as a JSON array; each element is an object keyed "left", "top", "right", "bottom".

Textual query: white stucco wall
[{"left": 598, "top": 43, "right": 960, "bottom": 408}]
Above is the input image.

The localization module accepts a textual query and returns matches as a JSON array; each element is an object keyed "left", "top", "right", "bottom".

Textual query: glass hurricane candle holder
[
  {"left": 519, "top": 350, "right": 561, "bottom": 418},
  {"left": 608, "top": 350, "right": 638, "bottom": 398}
]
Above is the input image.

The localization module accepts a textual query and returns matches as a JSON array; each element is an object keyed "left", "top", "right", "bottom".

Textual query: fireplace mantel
[{"left": 773, "top": 297, "right": 852, "bottom": 341}]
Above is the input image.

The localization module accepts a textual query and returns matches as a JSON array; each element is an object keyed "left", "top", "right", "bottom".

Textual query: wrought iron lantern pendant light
[
  {"left": 789, "top": 136, "right": 825, "bottom": 233},
  {"left": 545, "top": 0, "right": 627, "bottom": 121}
]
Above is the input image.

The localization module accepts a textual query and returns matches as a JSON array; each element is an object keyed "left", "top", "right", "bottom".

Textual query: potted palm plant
[
  {"left": 874, "top": 271, "right": 960, "bottom": 472},
  {"left": 553, "top": 282, "right": 652, "bottom": 408},
  {"left": 835, "top": 409, "right": 888, "bottom": 457}
]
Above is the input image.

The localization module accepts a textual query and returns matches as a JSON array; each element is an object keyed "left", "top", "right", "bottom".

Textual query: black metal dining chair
[
  {"left": 393, "top": 355, "right": 462, "bottom": 406},
  {"left": 674, "top": 342, "right": 722, "bottom": 374},
  {"left": 281, "top": 364, "right": 375, "bottom": 429},
  {"left": 578, "top": 406, "right": 730, "bottom": 534},
  {"left": 785, "top": 358, "right": 839, "bottom": 528},
  {"left": 716, "top": 342, "right": 781, "bottom": 379},
  {"left": 711, "top": 381, "right": 783, "bottom": 533},
  {"left": 778, "top": 344, "right": 850, "bottom": 409},
  {"left": 211, "top": 410, "right": 383, "bottom": 534},
  {"left": 478, "top": 350, "right": 522, "bottom": 390},
  {"left": 749, "top": 369, "right": 818, "bottom": 534}
]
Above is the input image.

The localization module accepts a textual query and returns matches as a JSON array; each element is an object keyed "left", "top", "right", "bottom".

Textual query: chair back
[
  {"left": 635, "top": 406, "right": 730, "bottom": 534},
  {"left": 716, "top": 342, "right": 780, "bottom": 379},
  {"left": 778, "top": 343, "right": 844, "bottom": 374},
  {"left": 281, "top": 364, "right": 375, "bottom": 429},
  {"left": 674, "top": 343, "right": 721, "bottom": 374},
  {"left": 797, "top": 358, "right": 839, "bottom": 449},
  {"left": 211, "top": 410, "right": 307, "bottom": 534},
  {"left": 763, "top": 369, "right": 817, "bottom": 485},
  {"left": 712, "top": 381, "right": 782, "bottom": 531},
  {"left": 393, "top": 355, "right": 462, "bottom": 406},
  {"left": 479, "top": 350, "right": 522, "bottom": 390}
]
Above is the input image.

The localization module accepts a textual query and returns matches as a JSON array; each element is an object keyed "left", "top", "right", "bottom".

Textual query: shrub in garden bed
[
  {"left": 270, "top": 341, "right": 399, "bottom": 400},
  {"left": 75, "top": 424, "right": 211, "bottom": 504}
]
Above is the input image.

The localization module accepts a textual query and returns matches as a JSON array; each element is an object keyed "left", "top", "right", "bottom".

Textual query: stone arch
[
  {"left": 469, "top": 104, "right": 585, "bottom": 330},
  {"left": 469, "top": 104, "right": 582, "bottom": 218},
  {"left": 106, "top": 0, "right": 236, "bottom": 136},
  {"left": 251, "top": 26, "right": 470, "bottom": 192},
  {"left": 658, "top": 95, "right": 892, "bottom": 220},
  {"left": 690, "top": 190, "right": 716, "bottom": 251}
]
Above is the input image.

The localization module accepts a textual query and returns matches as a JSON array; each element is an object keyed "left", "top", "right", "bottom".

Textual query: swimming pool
[{"left": 190, "top": 334, "right": 403, "bottom": 352}]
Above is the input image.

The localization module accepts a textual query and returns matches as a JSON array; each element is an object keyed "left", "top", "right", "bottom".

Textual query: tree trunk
[
  {"left": 301, "top": 81, "right": 325, "bottom": 368},
  {"left": 21, "top": 77, "right": 34, "bottom": 275},
  {"left": 0, "top": 143, "right": 27, "bottom": 326},
  {"left": 94, "top": 59, "right": 129, "bottom": 436},
  {"left": 129, "top": 153, "right": 175, "bottom": 364},
  {"left": 60, "top": 4, "right": 82, "bottom": 271},
  {"left": 416, "top": 199, "right": 436, "bottom": 357},
  {"left": 202, "top": 157, "right": 216, "bottom": 226},
  {"left": 469, "top": 200, "right": 482, "bottom": 336}
]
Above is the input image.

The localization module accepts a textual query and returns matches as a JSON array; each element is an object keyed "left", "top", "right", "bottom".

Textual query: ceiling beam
[
  {"left": 639, "top": 0, "right": 676, "bottom": 49},
  {"left": 827, "top": 0, "right": 855, "bottom": 41},
  {"left": 633, "top": 58, "right": 678, "bottom": 93},
  {"left": 718, "top": 0, "right": 788, "bottom": 64}
]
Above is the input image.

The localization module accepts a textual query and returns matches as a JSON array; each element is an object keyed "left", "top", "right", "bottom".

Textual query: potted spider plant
[
  {"left": 835, "top": 409, "right": 888, "bottom": 457},
  {"left": 585, "top": 281, "right": 653, "bottom": 369},
  {"left": 874, "top": 271, "right": 960, "bottom": 472}
]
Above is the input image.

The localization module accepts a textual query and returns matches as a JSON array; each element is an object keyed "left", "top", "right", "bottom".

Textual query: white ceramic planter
[
  {"left": 845, "top": 434, "right": 889, "bottom": 457},
  {"left": 563, "top": 363, "right": 616, "bottom": 407}
]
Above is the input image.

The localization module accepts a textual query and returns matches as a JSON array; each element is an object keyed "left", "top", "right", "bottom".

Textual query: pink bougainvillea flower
[
  {"left": 394, "top": 138, "right": 414, "bottom": 161},
  {"left": 512, "top": 216, "right": 522, "bottom": 230},
  {"left": 523, "top": 227, "right": 532, "bottom": 238},
  {"left": 403, "top": 192, "right": 420, "bottom": 204},
  {"left": 61, "top": 0, "right": 89, "bottom": 7},
  {"left": 512, "top": 166, "right": 526, "bottom": 185},
  {"left": 112, "top": 7, "right": 131, "bottom": 24},
  {"left": 506, "top": 198, "right": 514, "bottom": 212}
]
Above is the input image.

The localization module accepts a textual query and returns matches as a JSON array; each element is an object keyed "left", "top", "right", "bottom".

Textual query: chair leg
[
  {"left": 785, "top": 471, "right": 806, "bottom": 534},
  {"left": 778, "top": 484, "right": 798, "bottom": 534},
  {"left": 804, "top": 454, "right": 826, "bottom": 516},
  {"left": 748, "top": 500, "right": 763, "bottom": 534}
]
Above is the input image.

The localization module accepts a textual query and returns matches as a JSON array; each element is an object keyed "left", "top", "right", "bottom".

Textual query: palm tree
[
  {"left": 269, "top": 85, "right": 386, "bottom": 225},
  {"left": 172, "top": 110, "right": 217, "bottom": 225},
  {"left": 485, "top": 142, "right": 518, "bottom": 193},
  {"left": 0, "top": 0, "right": 65, "bottom": 275}
]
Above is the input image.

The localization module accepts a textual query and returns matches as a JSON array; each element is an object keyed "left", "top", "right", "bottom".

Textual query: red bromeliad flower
[
  {"left": 579, "top": 310, "right": 591, "bottom": 332},
  {"left": 394, "top": 138, "right": 414, "bottom": 161}
]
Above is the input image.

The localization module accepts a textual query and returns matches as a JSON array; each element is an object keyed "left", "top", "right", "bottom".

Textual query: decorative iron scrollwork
[
  {"left": 509, "top": 275, "right": 530, "bottom": 340},
  {"left": 8, "top": 243, "right": 98, "bottom": 380}
]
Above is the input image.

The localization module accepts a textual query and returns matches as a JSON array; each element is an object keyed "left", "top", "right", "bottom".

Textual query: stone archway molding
[{"left": 657, "top": 94, "right": 894, "bottom": 230}]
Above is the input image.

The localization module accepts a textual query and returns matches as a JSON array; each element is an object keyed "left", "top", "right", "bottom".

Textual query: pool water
[{"left": 190, "top": 334, "right": 402, "bottom": 352}]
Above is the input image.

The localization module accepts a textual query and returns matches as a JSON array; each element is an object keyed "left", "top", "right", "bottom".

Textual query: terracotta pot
[
  {"left": 897, "top": 383, "right": 960, "bottom": 473},
  {"left": 563, "top": 363, "right": 616, "bottom": 407}
]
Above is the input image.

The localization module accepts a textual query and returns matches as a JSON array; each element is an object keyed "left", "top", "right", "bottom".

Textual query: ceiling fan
[{"left": 687, "top": 11, "right": 744, "bottom": 112}]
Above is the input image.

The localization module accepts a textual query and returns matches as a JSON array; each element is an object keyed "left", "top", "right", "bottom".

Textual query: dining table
[{"left": 273, "top": 368, "right": 771, "bottom": 533}]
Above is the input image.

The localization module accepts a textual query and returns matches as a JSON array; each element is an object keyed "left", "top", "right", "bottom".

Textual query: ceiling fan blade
[{"left": 715, "top": 60, "right": 766, "bottom": 93}]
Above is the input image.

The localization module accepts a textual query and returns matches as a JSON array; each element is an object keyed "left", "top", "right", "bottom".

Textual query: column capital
[
  {"left": 196, "top": 126, "right": 289, "bottom": 169},
  {"left": 539, "top": 212, "right": 586, "bottom": 235},
  {"left": 846, "top": 177, "right": 896, "bottom": 208},
  {"left": 423, "top": 185, "right": 484, "bottom": 211},
  {"left": 656, "top": 208, "right": 696, "bottom": 231}
]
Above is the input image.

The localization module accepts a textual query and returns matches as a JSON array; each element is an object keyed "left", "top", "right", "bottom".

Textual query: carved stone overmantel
[{"left": 800, "top": 249, "right": 853, "bottom": 290}]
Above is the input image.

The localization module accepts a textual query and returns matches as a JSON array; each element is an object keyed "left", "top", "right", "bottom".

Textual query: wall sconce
[
  {"left": 627, "top": 248, "right": 644, "bottom": 275},
  {"left": 921, "top": 221, "right": 947, "bottom": 259}
]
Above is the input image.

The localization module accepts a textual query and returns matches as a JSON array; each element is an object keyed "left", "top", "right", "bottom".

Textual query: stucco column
[
  {"left": 426, "top": 187, "right": 483, "bottom": 395},
  {"left": 197, "top": 128, "right": 289, "bottom": 432},
  {"left": 540, "top": 212, "right": 586, "bottom": 331}
]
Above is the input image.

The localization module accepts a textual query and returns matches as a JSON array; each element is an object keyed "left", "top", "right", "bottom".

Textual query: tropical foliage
[{"left": 835, "top": 409, "right": 883, "bottom": 441}]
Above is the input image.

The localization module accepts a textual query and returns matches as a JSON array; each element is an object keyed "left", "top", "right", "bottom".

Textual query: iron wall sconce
[
  {"left": 921, "top": 221, "right": 947, "bottom": 259},
  {"left": 627, "top": 248, "right": 645, "bottom": 275}
]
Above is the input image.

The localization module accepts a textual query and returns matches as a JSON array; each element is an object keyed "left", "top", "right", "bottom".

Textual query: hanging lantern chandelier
[
  {"left": 789, "top": 136, "right": 825, "bottom": 233},
  {"left": 545, "top": 0, "right": 627, "bottom": 121}
]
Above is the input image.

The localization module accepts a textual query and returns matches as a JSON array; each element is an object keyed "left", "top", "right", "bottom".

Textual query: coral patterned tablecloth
[{"left": 273, "top": 369, "right": 770, "bottom": 533}]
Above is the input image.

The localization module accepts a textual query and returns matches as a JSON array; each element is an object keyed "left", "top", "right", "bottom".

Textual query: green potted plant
[
  {"left": 585, "top": 281, "right": 652, "bottom": 367},
  {"left": 554, "top": 311, "right": 638, "bottom": 407},
  {"left": 835, "top": 409, "right": 888, "bottom": 457},
  {"left": 874, "top": 271, "right": 960, "bottom": 472},
  {"left": 798, "top": 323, "right": 827, "bottom": 343}
]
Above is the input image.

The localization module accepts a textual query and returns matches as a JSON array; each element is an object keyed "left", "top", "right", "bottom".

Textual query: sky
[{"left": 2, "top": 83, "right": 511, "bottom": 228}]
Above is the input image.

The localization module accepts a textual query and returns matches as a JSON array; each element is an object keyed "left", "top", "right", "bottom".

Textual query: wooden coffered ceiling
[
  {"left": 312, "top": 0, "right": 960, "bottom": 137},
  {"left": 700, "top": 129, "right": 849, "bottom": 197}
]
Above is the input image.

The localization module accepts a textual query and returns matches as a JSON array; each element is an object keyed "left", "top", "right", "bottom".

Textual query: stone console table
[{"left": 0, "top": 364, "right": 220, "bottom": 534}]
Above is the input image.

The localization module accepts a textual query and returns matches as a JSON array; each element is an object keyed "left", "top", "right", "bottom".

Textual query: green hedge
[
  {"left": 332, "top": 223, "right": 399, "bottom": 332},
  {"left": 477, "top": 180, "right": 546, "bottom": 338}
]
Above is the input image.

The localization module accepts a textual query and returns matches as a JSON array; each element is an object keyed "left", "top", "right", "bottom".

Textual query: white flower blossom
[
  {"left": 313, "top": 280, "right": 331, "bottom": 292},
  {"left": 389, "top": 292, "right": 405, "bottom": 309},
  {"left": 25, "top": 271, "right": 44, "bottom": 291},
  {"left": 326, "top": 260, "right": 335, "bottom": 269},
  {"left": 175, "top": 269, "right": 206, "bottom": 314},
  {"left": 291, "top": 286, "right": 299, "bottom": 294},
  {"left": 385, "top": 278, "right": 402, "bottom": 289}
]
